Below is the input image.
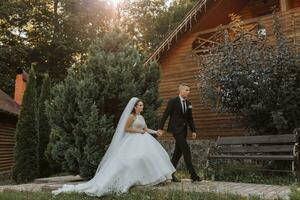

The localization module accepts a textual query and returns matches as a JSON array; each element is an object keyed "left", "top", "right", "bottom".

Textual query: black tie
[{"left": 183, "top": 100, "right": 186, "bottom": 113}]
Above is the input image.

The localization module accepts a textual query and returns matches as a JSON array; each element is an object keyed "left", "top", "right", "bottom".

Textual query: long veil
[{"left": 95, "top": 97, "right": 138, "bottom": 174}]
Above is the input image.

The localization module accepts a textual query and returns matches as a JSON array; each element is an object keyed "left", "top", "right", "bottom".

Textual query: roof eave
[
  {"left": 0, "top": 109, "right": 19, "bottom": 116},
  {"left": 144, "top": 0, "right": 210, "bottom": 65}
]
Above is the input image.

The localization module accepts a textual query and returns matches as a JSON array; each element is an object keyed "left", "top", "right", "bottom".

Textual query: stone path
[
  {"left": 0, "top": 176, "right": 292, "bottom": 199},
  {"left": 152, "top": 179, "right": 291, "bottom": 200}
]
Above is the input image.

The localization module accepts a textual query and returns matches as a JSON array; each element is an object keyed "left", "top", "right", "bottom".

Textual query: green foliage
[
  {"left": 289, "top": 186, "right": 300, "bottom": 200},
  {"left": 80, "top": 108, "right": 114, "bottom": 178},
  {"left": 119, "top": 0, "right": 198, "bottom": 53},
  {"left": 119, "top": 0, "right": 166, "bottom": 52},
  {"left": 197, "top": 14, "right": 300, "bottom": 135},
  {"left": 1, "top": 0, "right": 198, "bottom": 95},
  {"left": 0, "top": 0, "right": 115, "bottom": 95},
  {"left": 0, "top": 179, "right": 14, "bottom": 186},
  {"left": 45, "top": 70, "right": 82, "bottom": 174},
  {"left": 37, "top": 74, "right": 51, "bottom": 177},
  {"left": 159, "top": 0, "right": 199, "bottom": 37},
  {"left": 12, "top": 67, "right": 39, "bottom": 183},
  {"left": 46, "top": 28, "right": 161, "bottom": 179}
]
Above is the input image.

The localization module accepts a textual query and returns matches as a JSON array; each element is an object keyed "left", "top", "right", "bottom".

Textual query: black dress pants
[{"left": 171, "top": 128, "right": 196, "bottom": 176}]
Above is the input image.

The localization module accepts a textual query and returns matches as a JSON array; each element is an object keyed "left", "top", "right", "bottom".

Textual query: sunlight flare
[{"left": 109, "top": 0, "right": 121, "bottom": 7}]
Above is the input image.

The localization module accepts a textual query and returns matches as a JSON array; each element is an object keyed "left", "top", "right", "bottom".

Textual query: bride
[{"left": 52, "top": 97, "right": 175, "bottom": 197}]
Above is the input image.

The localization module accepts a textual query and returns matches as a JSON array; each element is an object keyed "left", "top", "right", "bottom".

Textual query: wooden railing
[
  {"left": 192, "top": 7, "right": 300, "bottom": 55},
  {"left": 144, "top": 0, "right": 209, "bottom": 65}
]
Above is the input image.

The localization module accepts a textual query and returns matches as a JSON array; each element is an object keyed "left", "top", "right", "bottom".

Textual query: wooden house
[
  {"left": 146, "top": 0, "right": 300, "bottom": 139},
  {"left": 0, "top": 69, "right": 27, "bottom": 174}
]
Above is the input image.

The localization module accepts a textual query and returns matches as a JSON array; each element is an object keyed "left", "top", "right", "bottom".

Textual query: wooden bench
[{"left": 205, "top": 128, "right": 300, "bottom": 177}]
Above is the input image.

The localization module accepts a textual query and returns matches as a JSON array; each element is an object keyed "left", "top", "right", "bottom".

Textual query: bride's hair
[{"left": 131, "top": 99, "right": 143, "bottom": 114}]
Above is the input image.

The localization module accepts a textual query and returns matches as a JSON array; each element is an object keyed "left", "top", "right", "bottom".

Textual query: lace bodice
[
  {"left": 131, "top": 115, "right": 146, "bottom": 129},
  {"left": 131, "top": 115, "right": 157, "bottom": 134}
]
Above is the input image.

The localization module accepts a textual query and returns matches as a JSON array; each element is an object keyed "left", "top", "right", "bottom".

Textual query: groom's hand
[{"left": 191, "top": 132, "right": 197, "bottom": 139}]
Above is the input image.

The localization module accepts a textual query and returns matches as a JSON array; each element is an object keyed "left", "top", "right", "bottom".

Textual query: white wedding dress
[{"left": 52, "top": 98, "right": 175, "bottom": 197}]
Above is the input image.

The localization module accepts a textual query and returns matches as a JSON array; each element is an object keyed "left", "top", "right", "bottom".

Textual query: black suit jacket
[{"left": 159, "top": 96, "right": 196, "bottom": 135}]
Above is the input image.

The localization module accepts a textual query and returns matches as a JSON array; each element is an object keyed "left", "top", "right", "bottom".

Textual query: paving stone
[
  {"left": 0, "top": 176, "right": 293, "bottom": 199},
  {"left": 34, "top": 175, "right": 83, "bottom": 183}
]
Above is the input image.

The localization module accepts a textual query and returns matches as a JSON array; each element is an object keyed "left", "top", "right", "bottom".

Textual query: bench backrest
[
  {"left": 216, "top": 134, "right": 297, "bottom": 146},
  {"left": 215, "top": 134, "right": 297, "bottom": 154}
]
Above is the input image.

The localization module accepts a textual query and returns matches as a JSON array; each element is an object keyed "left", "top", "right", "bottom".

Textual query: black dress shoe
[
  {"left": 191, "top": 175, "right": 201, "bottom": 182},
  {"left": 171, "top": 174, "right": 181, "bottom": 182}
]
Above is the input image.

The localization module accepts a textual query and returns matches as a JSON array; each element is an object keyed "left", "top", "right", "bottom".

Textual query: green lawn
[
  {"left": 0, "top": 189, "right": 279, "bottom": 200},
  {"left": 203, "top": 166, "right": 298, "bottom": 186},
  {"left": 1, "top": 169, "right": 300, "bottom": 200},
  {"left": 173, "top": 167, "right": 298, "bottom": 186},
  {"left": 1, "top": 169, "right": 296, "bottom": 186},
  {"left": 0, "top": 179, "right": 14, "bottom": 186}
]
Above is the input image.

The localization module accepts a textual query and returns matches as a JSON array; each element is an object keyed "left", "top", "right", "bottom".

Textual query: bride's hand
[{"left": 157, "top": 129, "right": 164, "bottom": 136}]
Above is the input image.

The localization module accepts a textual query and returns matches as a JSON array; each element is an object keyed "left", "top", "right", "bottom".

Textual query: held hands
[
  {"left": 191, "top": 132, "right": 197, "bottom": 139},
  {"left": 156, "top": 130, "right": 196, "bottom": 138},
  {"left": 157, "top": 129, "right": 164, "bottom": 137}
]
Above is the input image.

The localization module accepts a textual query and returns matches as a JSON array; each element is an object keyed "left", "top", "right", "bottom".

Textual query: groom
[{"left": 157, "top": 83, "right": 201, "bottom": 182}]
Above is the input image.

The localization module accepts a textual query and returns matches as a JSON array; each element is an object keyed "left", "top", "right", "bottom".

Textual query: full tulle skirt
[{"left": 52, "top": 133, "right": 175, "bottom": 197}]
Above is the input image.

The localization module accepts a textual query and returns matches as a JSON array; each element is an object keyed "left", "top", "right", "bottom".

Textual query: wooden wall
[
  {"left": 0, "top": 113, "right": 16, "bottom": 173},
  {"left": 237, "top": 0, "right": 279, "bottom": 19},
  {"left": 158, "top": 1, "right": 300, "bottom": 140},
  {"left": 158, "top": 31, "right": 245, "bottom": 139},
  {"left": 290, "top": 0, "right": 300, "bottom": 9}
]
